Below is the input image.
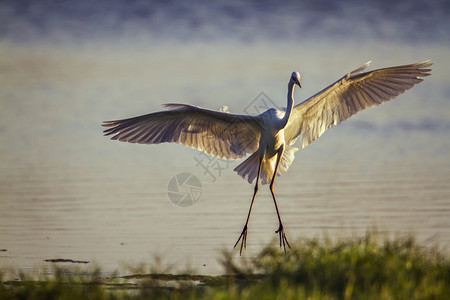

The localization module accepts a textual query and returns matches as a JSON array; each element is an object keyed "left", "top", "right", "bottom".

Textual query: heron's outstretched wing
[
  {"left": 284, "top": 60, "right": 432, "bottom": 148},
  {"left": 103, "top": 104, "right": 262, "bottom": 159}
]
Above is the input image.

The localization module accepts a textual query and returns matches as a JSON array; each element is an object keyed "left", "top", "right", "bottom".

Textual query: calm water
[{"left": 1, "top": 1, "right": 450, "bottom": 276}]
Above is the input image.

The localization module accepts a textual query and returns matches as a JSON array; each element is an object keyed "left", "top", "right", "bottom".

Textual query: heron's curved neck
[{"left": 280, "top": 81, "right": 295, "bottom": 129}]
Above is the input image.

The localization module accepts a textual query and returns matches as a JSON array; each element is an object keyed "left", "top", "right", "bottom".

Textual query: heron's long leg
[
  {"left": 233, "top": 154, "right": 264, "bottom": 256},
  {"left": 270, "top": 145, "right": 291, "bottom": 251}
]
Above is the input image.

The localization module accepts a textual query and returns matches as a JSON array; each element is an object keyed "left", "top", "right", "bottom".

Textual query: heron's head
[{"left": 290, "top": 71, "right": 301, "bottom": 88}]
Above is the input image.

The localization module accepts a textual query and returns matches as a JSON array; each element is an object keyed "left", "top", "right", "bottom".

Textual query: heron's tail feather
[
  {"left": 234, "top": 145, "right": 298, "bottom": 185},
  {"left": 234, "top": 151, "right": 262, "bottom": 185}
]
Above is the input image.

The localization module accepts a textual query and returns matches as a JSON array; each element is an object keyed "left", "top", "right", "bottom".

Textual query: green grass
[{"left": 1, "top": 232, "right": 449, "bottom": 299}]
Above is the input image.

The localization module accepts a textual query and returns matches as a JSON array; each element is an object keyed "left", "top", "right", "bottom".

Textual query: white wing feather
[
  {"left": 284, "top": 60, "right": 432, "bottom": 148},
  {"left": 103, "top": 104, "right": 262, "bottom": 159}
]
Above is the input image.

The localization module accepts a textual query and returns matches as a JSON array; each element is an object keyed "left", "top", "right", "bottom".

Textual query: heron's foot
[
  {"left": 275, "top": 224, "right": 291, "bottom": 252},
  {"left": 233, "top": 224, "right": 249, "bottom": 256}
]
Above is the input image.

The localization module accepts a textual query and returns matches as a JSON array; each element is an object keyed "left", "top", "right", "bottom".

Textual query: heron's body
[
  {"left": 103, "top": 60, "right": 432, "bottom": 254},
  {"left": 235, "top": 109, "right": 284, "bottom": 183}
]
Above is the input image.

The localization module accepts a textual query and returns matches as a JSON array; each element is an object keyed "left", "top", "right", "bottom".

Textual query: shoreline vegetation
[{"left": 1, "top": 231, "right": 449, "bottom": 299}]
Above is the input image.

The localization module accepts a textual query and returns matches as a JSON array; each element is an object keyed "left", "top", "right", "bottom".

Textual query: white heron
[{"left": 103, "top": 60, "right": 432, "bottom": 254}]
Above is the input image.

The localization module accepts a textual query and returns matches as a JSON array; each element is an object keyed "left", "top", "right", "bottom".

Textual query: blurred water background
[{"left": 1, "top": 0, "right": 450, "bottom": 276}]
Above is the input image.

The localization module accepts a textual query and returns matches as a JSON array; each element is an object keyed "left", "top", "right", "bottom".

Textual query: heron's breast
[{"left": 262, "top": 129, "right": 285, "bottom": 158}]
